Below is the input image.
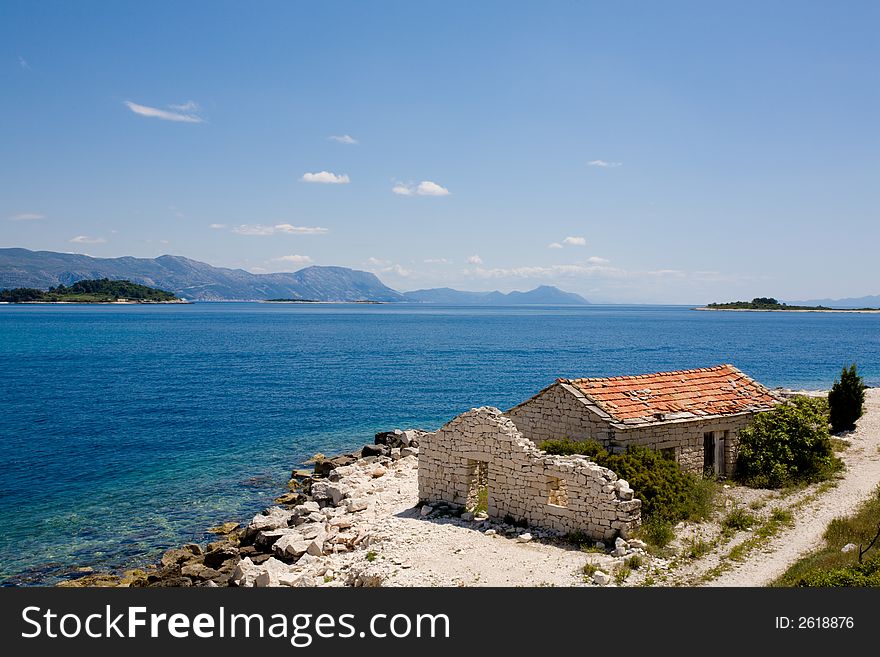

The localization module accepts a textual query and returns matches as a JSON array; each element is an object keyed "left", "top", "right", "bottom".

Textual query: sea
[{"left": 1, "top": 302, "right": 878, "bottom": 585}]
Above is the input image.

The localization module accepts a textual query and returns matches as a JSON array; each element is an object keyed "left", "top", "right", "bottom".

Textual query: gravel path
[{"left": 705, "top": 389, "right": 880, "bottom": 586}]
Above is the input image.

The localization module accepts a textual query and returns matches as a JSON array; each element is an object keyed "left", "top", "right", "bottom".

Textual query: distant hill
[
  {"left": 403, "top": 284, "right": 589, "bottom": 305},
  {"left": 0, "top": 248, "right": 405, "bottom": 301},
  {"left": 0, "top": 248, "right": 591, "bottom": 304},
  {"left": 787, "top": 294, "right": 880, "bottom": 309},
  {"left": 0, "top": 278, "right": 180, "bottom": 303}
]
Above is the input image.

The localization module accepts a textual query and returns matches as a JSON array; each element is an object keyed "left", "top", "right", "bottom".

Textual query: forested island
[
  {"left": 699, "top": 297, "right": 879, "bottom": 312},
  {"left": 0, "top": 278, "right": 184, "bottom": 303}
]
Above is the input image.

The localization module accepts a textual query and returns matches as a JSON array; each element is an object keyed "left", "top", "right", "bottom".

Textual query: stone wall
[
  {"left": 417, "top": 407, "right": 641, "bottom": 540},
  {"left": 507, "top": 383, "right": 615, "bottom": 444},
  {"left": 507, "top": 383, "right": 758, "bottom": 477}
]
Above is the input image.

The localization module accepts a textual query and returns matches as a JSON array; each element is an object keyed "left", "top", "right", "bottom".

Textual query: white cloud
[
  {"left": 587, "top": 256, "right": 610, "bottom": 264},
  {"left": 232, "top": 224, "right": 329, "bottom": 236},
  {"left": 329, "top": 134, "right": 357, "bottom": 144},
  {"left": 587, "top": 159, "right": 622, "bottom": 168},
  {"left": 424, "top": 258, "right": 452, "bottom": 264},
  {"left": 392, "top": 180, "right": 450, "bottom": 196},
  {"left": 365, "top": 257, "right": 412, "bottom": 277},
  {"left": 168, "top": 101, "right": 200, "bottom": 112},
  {"left": 464, "top": 262, "right": 624, "bottom": 280},
  {"left": 210, "top": 223, "right": 226, "bottom": 229},
  {"left": 18, "top": 56, "right": 30, "bottom": 70},
  {"left": 8, "top": 213, "right": 44, "bottom": 221},
  {"left": 301, "top": 171, "right": 350, "bottom": 184},
  {"left": 466, "top": 254, "right": 483, "bottom": 265},
  {"left": 548, "top": 242, "right": 563, "bottom": 249},
  {"left": 273, "top": 254, "right": 313, "bottom": 264},
  {"left": 562, "top": 236, "right": 587, "bottom": 246},
  {"left": 123, "top": 100, "right": 204, "bottom": 123},
  {"left": 69, "top": 235, "right": 106, "bottom": 244}
]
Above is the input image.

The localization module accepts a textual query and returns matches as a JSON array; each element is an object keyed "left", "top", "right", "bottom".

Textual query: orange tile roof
[{"left": 560, "top": 364, "right": 780, "bottom": 424}]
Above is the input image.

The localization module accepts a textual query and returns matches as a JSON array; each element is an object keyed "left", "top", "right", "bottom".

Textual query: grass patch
[
  {"left": 470, "top": 486, "right": 488, "bottom": 515},
  {"left": 626, "top": 554, "right": 644, "bottom": 570},
  {"left": 748, "top": 499, "right": 767, "bottom": 511},
  {"left": 365, "top": 550, "right": 377, "bottom": 562},
  {"left": 724, "top": 505, "right": 796, "bottom": 563},
  {"left": 774, "top": 485, "right": 880, "bottom": 587},
  {"left": 638, "top": 516, "right": 675, "bottom": 550},
  {"left": 685, "top": 537, "right": 713, "bottom": 559},
  {"left": 614, "top": 564, "right": 632, "bottom": 584},
  {"left": 722, "top": 507, "right": 758, "bottom": 535},
  {"left": 582, "top": 562, "right": 599, "bottom": 581}
]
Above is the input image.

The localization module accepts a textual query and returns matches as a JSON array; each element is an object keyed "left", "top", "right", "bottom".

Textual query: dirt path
[{"left": 704, "top": 389, "right": 880, "bottom": 586}]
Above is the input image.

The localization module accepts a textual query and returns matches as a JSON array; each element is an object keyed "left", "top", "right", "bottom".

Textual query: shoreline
[{"left": 694, "top": 307, "right": 880, "bottom": 314}]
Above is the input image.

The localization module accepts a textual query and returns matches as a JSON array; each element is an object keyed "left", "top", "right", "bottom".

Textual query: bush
[
  {"left": 828, "top": 364, "right": 867, "bottom": 433},
  {"left": 722, "top": 507, "right": 757, "bottom": 534},
  {"left": 639, "top": 516, "right": 675, "bottom": 549},
  {"left": 735, "top": 396, "right": 840, "bottom": 489},
  {"left": 793, "top": 556, "right": 880, "bottom": 587}
]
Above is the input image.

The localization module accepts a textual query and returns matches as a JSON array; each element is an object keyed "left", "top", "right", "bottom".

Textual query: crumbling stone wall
[{"left": 417, "top": 407, "right": 641, "bottom": 540}]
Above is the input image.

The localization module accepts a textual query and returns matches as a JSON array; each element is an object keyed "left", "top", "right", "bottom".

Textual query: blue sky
[{"left": 2, "top": 1, "right": 878, "bottom": 303}]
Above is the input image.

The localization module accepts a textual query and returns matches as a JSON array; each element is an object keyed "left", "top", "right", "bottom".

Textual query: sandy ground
[{"left": 704, "top": 389, "right": 880, "bottom": 586}]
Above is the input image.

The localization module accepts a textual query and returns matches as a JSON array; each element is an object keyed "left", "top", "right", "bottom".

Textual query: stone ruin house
[
  {"left": 507, "top": 364, "right": 782, "bottom": 477},
  {"left": 418, "top": 407, "right": 642, "bottom": 540},
  {"left": 417, "top": 364, "right": 781, "bottom": 540}
]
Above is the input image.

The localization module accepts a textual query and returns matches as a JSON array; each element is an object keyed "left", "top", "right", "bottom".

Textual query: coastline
[{"left": 694, "top": 307, "right": 880, "bottom": 314}]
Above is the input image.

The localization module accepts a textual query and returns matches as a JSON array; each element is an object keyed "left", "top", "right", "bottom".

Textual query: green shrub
[
  {"left": 736, "top": 396, "right": 840, "bottom": 489},
  {"left": 722, "top": 507, "right": 757, "bottom": 534},
  {"left": 614, "top": 564, "right": 632, "bottom": 584},
  {"left": 828, "top": 364, "right": 867, "bottom": 433},
  {"left": 582, "top": 562, "right": 599, "bottom": 579},
  {"left": 540, "top": 439, "right": 718, "bottom": 536},
  {"left": 794, "top": 556, "right": 880, "bottom": 587},
  {"left": 639, "top": 516, "right": 675, "bottom": 549},
  {"left": 602, "top": 446, "right": 716, "bottom": 522},
  {"left": 626, "top": 554, "right": 644, "bottom": 569},
  {"left": 685, "top": 537, "right": 713, "bottom": 559}
]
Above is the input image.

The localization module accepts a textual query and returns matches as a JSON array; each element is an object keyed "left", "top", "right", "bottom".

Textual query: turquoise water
[{"left": 1, "top": 302, "right": 878, "bottom": 584}]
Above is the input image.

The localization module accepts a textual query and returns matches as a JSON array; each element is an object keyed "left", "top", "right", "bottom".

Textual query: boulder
[
  {"left": 275, "top": 492, "right": 305, "bottom": 506},
  {"left": 516, "top": 533, "right": 533, "bottom": 543},
  {"left": 244, "top": 507, "right": 294, "bottom": 538},
  {"left": 347, "top": 498, "right": 369, "bottom": 513},
  {"left": 231, "top": 557, "right": 259, "bottom": 586},
  {"left": 253, "top": 558, "right": 293, "bottom": 588},
  {"left": 273, "top": 533, "right": 311, "bottom": 560},
  {"left": 362, "top": 444, "right": 388, "bottom": 458},
  {"left": 420, "top": 505, "right": 433, "bottom": 517},
  {"left": 371, "top": 465, "right": 387, "bottom": 478},
  {"left": 592, "top": 570, "right": 611, "bottom": 586},
  {"left": 203, "top": 544, "right": 239, "bottom": 567},
  {"left": 400, "top": 447, "right": 419, "bottom": 459},
  {"left": 628, "top": 539, "right": 648, "bottom": 550},
  {"left": 207, "top": 521, "right": 240, "bottom": 535},
  {"left": 160, "top": 547, "right": 198, "bottom": 568}
]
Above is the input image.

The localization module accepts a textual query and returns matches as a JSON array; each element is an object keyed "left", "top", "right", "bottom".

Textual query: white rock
[
  {"left": 613, "top": 479, "right": 630, "bottom": 491},
  {"left": 484, "top": 529, "right": 497, "bottom": 536},
  {"left": 611, "top": 547, "right": 627, "bottom": 558},
  {"left": 347, "top": 498, "right": 369, "bottom": 513},
  {"left": 592, "top": 570, "right": 611, "bottom": 586},
  {"left": 245, "top": 507, "right": 293, "bottom": 536},
  {"left": 420, "top": 505, "right": 433, "bottom": 517},
  {"left": 516, "top": 533, "right": 533, "bottom": 543},
  {"left": 628, "top": 539, "right": 647, "bottom": 550},
  {"left": 253, "top": 557, "right": 292, "bottom": 588},
  {"left": 841, "top": 543, "right": 858, "bottom": 553},
  {"left": 231, "top": 557, "right": 258, "bottom": 587},
  {"left": 330, "top": 516, "right": 353, "bottom": 529},
  {"left": 615, "top": 537, "right": 629, "bottom": 549},
  {"left": 273, "top": 533, "right": 310, "bottom": 559}
]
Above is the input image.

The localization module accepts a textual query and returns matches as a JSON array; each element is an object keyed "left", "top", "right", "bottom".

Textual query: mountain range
[
  {"left": 787, "top": 295, "right": 880, "bottom": 309},
  {"left": 0, "top": 248, "right": 590, "bottom": 304}
]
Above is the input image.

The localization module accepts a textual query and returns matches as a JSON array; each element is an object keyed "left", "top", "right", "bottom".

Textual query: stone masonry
[
  {"left": 506, "top": 382, "right": 757, "bottom": 475},
  {"left": 418, "top": 406, "right": 641, "bottom": 540}
]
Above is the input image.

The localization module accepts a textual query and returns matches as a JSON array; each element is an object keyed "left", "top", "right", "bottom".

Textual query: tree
[{"left": 828, "top": 364, "right": 867, "bottom": 433}]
